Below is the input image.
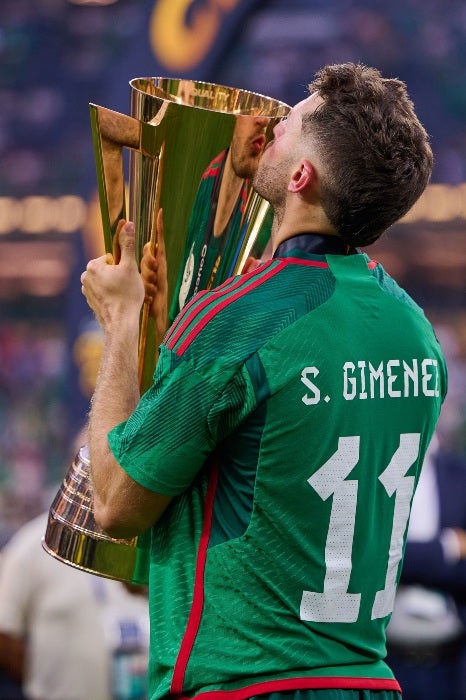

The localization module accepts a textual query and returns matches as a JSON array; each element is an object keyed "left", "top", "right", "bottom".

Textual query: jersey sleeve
[{"left": 108, "top": 343, "right": 256, "bottom": 496}]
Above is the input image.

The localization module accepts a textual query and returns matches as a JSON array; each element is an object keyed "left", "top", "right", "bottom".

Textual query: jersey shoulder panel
[
  {"left": 164, "top": 257, "right": 336, "bottom": 369},
  {"left": 369, "top": 259, "right": 424, "bottom": 314}
]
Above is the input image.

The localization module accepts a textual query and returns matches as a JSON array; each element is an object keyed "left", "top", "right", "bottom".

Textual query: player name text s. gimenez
[{"left": 301, "top": 358, "right": 441, "bottom": 405}]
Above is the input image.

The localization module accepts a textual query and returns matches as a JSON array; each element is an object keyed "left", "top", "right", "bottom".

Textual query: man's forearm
[
  {"left": 82, "top": 221, "right": 171, "bottom": 537},
  {"left": 88, "top": 316, "right": 140, "bottom": 522}
]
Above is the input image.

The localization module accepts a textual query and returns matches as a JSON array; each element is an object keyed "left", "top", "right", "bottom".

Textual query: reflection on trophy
[
  {"left": 42, "top": 78, "right": 290, "bottom": 584},
  {"left": 173, "top": 113, "right": 273, "bottom": 317}
]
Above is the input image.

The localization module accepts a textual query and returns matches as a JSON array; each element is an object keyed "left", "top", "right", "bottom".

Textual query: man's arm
[{"left": 82, "top": 220, "right": 172, "bottom": 539}]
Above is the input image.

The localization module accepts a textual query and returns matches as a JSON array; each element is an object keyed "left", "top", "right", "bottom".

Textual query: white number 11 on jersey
[{"left": 300, "top": 433, "right": 420, "bottom": 623}]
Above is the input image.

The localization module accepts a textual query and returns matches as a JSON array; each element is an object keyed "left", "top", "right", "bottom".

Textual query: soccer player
[{"left": 81, "top": 63, "right": 447, "bottom": 700}]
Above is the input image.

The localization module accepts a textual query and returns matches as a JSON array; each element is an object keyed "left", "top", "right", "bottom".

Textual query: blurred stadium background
[{"left": 0, "top": 0, "right": 465, "bottom": 542}]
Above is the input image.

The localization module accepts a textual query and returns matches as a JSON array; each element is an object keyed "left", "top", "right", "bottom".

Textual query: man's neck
[
  {"left": 273, "top": 232, "right": 356, "bottom": 258},
  {"left": 271, "top": 211, "right": 338, "bottom": 254}
]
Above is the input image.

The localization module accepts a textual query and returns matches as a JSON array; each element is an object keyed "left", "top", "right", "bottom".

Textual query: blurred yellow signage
[{"left": 149, "top": 0, "right": 241, "bottom": 71}]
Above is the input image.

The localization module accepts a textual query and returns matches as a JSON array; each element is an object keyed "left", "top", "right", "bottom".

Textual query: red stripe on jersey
[
  {"left": 279, "top": 256, "right": 377, "bottom": 272},
  {"left": 166, "top": 261, "right": 285, "bottom": 355},
  {"left": 164, "top": 270, "right": 243, "bottom": 347},
  {"left": 164, "top": 288, "right": 210, "bottom": 346},
  {"left": 175, "top": 261, "right": 287, "bottom": 356},
  {"left": 202, "top": 151, "right": 225, "bottom": 179},
  {"left": 278, "top": 257, "right": 329, "bottom": 268},
  {"left": 176, "top": 675, "right": 401, "bottom": 700},
  {"left": 170, "top": 463, "right": 220, "bottom": 695}
]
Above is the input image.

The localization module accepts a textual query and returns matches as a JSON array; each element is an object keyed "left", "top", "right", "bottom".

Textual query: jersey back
[{"left": 112, "top": 249, "right": 446, "bottom": 699}]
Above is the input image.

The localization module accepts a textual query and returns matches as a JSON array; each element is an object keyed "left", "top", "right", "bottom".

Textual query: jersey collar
[{"left": 273, "top": 233, "right": 357, "bottom": 259}]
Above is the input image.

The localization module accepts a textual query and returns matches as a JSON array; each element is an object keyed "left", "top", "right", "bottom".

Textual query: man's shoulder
[
  {"left": 369, "top": 258, "right": 424, "bottom": 314},
  {"left": 163, "top": 260, "right": 287, "bottom": 361}
]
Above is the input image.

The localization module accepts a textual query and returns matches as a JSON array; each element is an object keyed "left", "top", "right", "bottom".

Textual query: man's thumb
[{"left": 118, "top": 221, "right": 136, "bottom": 262}]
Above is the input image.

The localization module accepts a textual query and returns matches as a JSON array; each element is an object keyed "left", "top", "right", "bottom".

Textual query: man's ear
[{"left": 288, "top": 159, "right": 314, "bottom": 193}]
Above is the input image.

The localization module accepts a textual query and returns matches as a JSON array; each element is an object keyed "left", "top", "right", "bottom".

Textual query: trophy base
[{"left": 42, "top": 445, "right": 149, "bottom": 586}]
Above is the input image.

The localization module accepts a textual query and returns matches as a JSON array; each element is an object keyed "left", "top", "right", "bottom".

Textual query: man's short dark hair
[{"left": 305, "top": 63, "right": 433, "bottom": 247}]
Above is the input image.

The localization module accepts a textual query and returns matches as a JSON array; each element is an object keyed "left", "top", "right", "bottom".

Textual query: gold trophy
[{"left": 42, "top": 78, "right": 290, "bottom": 584}]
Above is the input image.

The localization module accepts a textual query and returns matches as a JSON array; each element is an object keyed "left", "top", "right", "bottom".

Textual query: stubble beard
[{"left": 252, "top": 159, "right": 288, "bottom": 215}]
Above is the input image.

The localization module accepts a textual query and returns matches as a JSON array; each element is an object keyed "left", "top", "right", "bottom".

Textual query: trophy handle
[
  {"left": 89, "top": 105, "right": 137, "bottom": 252},
  {"left": 89, "top": 103, "right": 167, "bottom": 259},
  {"left": 89, "top": 104, "right": 168, "bottom": 387}
]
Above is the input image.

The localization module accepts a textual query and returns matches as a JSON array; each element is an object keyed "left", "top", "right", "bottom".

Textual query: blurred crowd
[
  {"left": 217, "top": 0, "right": 466, "bottom": 185},
  {"left": 0, "top": 0, "right": 466, "bottom": 199},
  {"left": 0, "top": 0, "right": 464, "bottom": 535},
  {"left": 0, "top": 323, "right": 69, "bottom": 545},
  {"left": 0, "top": 1, "right": 465, "bottom": 699}
]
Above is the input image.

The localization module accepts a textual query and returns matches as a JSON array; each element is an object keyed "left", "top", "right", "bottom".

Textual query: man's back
[{"left": 109, "top": 239, "right": 446, "bottom": 699}]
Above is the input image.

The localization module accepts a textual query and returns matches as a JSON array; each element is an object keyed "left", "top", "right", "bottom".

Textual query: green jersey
[
  {"left": 109, "top": 234, "right": 446, "bottom": 700},
  {"left": 169, "top": 149, "right": 272, "bottom": 322},
  {"left": 169, "top": 150, "right": 248, "bottom": 321}
]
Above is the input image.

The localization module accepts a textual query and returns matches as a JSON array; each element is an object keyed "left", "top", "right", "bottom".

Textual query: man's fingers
[
  {"left": 83, "top": 253, "right": 113, "bottom": 279},
  {"left": 112, "top": 219, "right": 126, "bottom": 264},
  {"left": 117, "top": 221, "right": 136, "bottom": 265}
]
